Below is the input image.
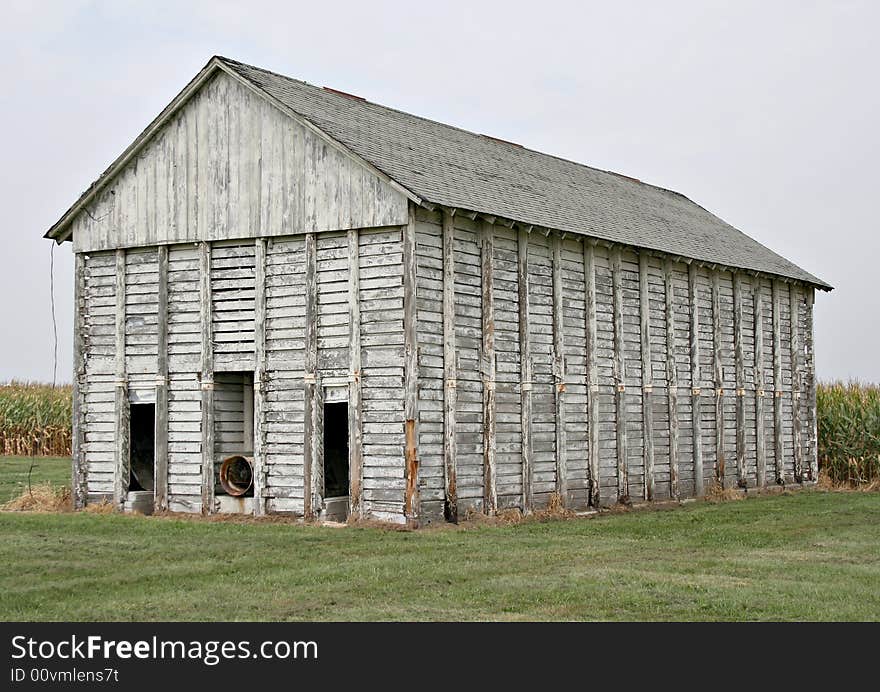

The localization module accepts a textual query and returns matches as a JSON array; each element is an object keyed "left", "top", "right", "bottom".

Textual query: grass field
[
  {"left": 0, "top": 456, "right": 70, "bottom": 504},
  {"left": 1, "top": 456, "right": 879, "bottom": 621}
]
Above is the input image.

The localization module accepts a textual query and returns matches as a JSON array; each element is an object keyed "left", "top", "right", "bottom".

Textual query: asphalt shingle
[{"left": 221, "top": 57, "right": 828, "bottom": 288}]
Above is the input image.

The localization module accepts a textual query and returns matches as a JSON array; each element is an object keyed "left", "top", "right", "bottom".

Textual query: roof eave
[{"left": 433, "top": 202, "right": 834, "bottom": 292}]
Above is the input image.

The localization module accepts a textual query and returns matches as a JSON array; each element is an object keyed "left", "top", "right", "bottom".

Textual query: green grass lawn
[
  {"left": 1, "top": 455, "right": 879, "bottom": 620},
  {"left": 0, "top": 455, "right": 70, "bottom": 504}
]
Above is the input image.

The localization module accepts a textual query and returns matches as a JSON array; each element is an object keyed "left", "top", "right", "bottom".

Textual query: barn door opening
[
  {"left": 213, "top": 372, "right": 255, "bottom": 513},
  {"left": 323, "top": 400, "right": 349, "bottom": 521},
  {"left": 127, "top": 402, "right": 155, "bottom": 513}
]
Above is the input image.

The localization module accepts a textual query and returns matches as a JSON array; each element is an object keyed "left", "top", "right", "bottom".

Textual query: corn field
[
  {"left": 0, "top": 382, "right": 72, "bottom": 456},
  {"left": 817, "top": 382, "right": 880, "bottom": 486}
]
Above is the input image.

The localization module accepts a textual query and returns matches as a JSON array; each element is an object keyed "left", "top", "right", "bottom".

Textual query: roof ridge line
[{"left": 218, "top": 56, "right": 697, "bottom": 203}]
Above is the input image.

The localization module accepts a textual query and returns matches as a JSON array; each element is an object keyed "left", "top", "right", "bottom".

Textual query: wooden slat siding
[
  {"left": 124, "top": 249, "right": 160, "bottom": 376},
  {"left": 441, "top": 209, "right": 458, "bottom": 521},
  {"left": 711, "top": 271, "right": 725, "bottom": 487},
  {"left": 315, "top": 232, "right": 350, "bottom": 376},
  {"left": 72, "top": 71, "right": 408, "bottom": 254},
  {"left": 669, "top": 264, "right": 694, "bottom": 497},
  {"left": 154, "top": 245, "right": 169, "bottom": 511},
  {"left": 644, "top": 258, "right": 669, "bottom": 499},
  {"left": 638, "top": 252, "right": 655, "bottom": 500},
  {"left": 611, "top": 247, "right": 628, "bottom": 502},
  {"left": 688, "top": 263, "right": 704, "bottom": 496},
  {"left": 739, "top": 276, "right": 757, "bottom": 486},
  {"left": 263, "top": 237, "right": 307, "bottom": 514},
  {"left": 412, "top": 209, "right": 444, "bottom": 521},
  {"left": 72, "top": 253, "right": 87, "bottom": 508},
  {"left": 805, "top": 289, "right": 818, "bottom": 481},
  {"left": 357, "top": 227, "right": 406, "bottom": 520},
  {"left": 593, "top": 247, "right": 618, "bottom": 503},
  {"left": 772, "top": 279, "right": 785, "bottom": 484},
  {"left": 779, "top": 281, "right": 795, "bottom": 480},
  {"left": 403, "top": 208, "right": 420, "bottom": 526},
  {"left": 759, "top": 278, "right": 776, "bottom": 478},
  {"left": 551, "top": 234, "right": 568, "bottom": 504},
  {"left": 733, "top": 272, "right": 747, "bottom": 487},
  {"left": 451, "top": 216, "right": 484, "bottom": 512},
  {"left": 664, "top": 259, "right": 679, "bottom": 499},
  {"left": 584, "top": 242, "right": 600, "bottom": 506},
  {"left": 789, "top": 284, "right": 803, "bottom": 483},
  {"left": 199, "top": 242, "right": 215, "bottom": 514},
  {"left": 165, "top": 245, "right": 202, "bottom": 510},
  {"left": 528, "top": 233, "right": 556, "bottom": 505},
  {"left": 718, "top": 273, "right": 738, "bottom": 488},
  {"left": 620, "top": 251, "right": 644, "bottom": 500},
  {"left": 113, "top": 249, "right": 129, "bottom": 509},
  {"left": 517, "top": 228, "right": 533, "bottom": 512},
  {"left": 302, "top": 232, "right": 318, "bottom": 518},
  {"left": 165, "top": 373, "right": 202, "bottom": 511},
  {"left": 211, "top": 242, "right": 256, "bottom": 368},
  {"left": 481, "top": 220, "right": 498, "bottom": 514},
  {"left": 560, "top": 237, "right": 589, "bottom": 508},
  {"left": 252, "top": 238, "right": 267, "bottom": 515},
  {"left": 166, "top": 244, "right": 201, "bottom": 373},
  {"left": 347, "top": 228, "right": 364, "bottom": 517},
  {"left": 490, "top": 227, "right": 523, "bottom": 509},
  {"left": 753, "top": 282, "right": 767, "bottom": 486},
  {"left": 590, "top": 246, "right": 613, "bottom": 501},
  {"left": 82, "top": 379, "right": 116, "bottom": 499}
]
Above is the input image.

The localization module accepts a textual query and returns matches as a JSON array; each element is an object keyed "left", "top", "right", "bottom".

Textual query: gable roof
[{"left": 46, "top": 55, "right": 830, "bottom": 289}]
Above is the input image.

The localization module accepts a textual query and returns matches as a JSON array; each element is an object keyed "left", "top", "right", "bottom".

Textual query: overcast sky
[{"left": 2, "top": 1, "right": 877, "bottom": 383}]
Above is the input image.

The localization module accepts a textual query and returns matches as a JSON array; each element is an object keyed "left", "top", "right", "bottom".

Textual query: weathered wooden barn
[{"left": 46, "top": 56, "right": 830, "bottom": 524}]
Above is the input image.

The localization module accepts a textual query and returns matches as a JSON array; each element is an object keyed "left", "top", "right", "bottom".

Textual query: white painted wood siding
[{"left": 71, "top": 72, "right": 408, "bottom": 253}]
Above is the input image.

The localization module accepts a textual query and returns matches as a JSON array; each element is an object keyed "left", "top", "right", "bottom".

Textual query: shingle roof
[{"left": 221, "top": 57, "right": 829, "bottom": 288}]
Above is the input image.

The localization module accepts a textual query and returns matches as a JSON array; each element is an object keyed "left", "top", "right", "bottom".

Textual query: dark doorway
[
  {"left": 129, "top": 403, "right": 155, "bottom": 492},
  {"left": 323, "top": 401, "right": 349, "bottom": 499}
]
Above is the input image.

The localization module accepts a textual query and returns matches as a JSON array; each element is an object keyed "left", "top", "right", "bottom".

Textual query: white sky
[{"left": 1, "top": 0, "right": 877, "bottom": 383}]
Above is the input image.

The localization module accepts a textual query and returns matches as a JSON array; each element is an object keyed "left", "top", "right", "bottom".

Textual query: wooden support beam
[
  {"left": 302, "top": 232, "right": 318, "bottom": 518},
  {"left": 199, "top": 242, "right": 215, "bottom": 514},
  {"left": 347, "top": 229, "right": 364, "bottom": 518},
  {"left": 772, "top": 280, "right": 785, "bottom": 484},
  {"left": 664, "top": 259, "right": 679, "bottom": 500},
  {"left": 805, "top": 289, "right": 818, "bottom": 481},
  {"left": 517, "top": 228, "right": 533, "bottom": 513},
  {"left": 790, "top": 285, "right": 803, "bottom": 483},
  {"left": 113, "top": 248, "right": 129, "bottom": 510},
  {"left": 734, "top": 273, "right": 747, "bottom": 488},
  {"left": 403, "top": 209, "right": 420, "bottom": 527},
  {"left": 754, "top": 283, "right": 767, "bottom": 487},
  {"left": 154, "top": 245, "right": 169, "bottom": 512},
  {"left": 712, "top": 272, "right": 725, "bottom": 488},
  {"left": 611, "top": 247, "right": 628, "bottom": 503},
  {"left": 639, "top": 253, "right": 655, "bottom": 501},
  {"left": 442, "top": 209, "right": 458, "bottom": 522},
  {"left": 584, "top": 243, "right": 600, "bottom": 507},
  {"left": 72, "top": 253, "right": 87, "bottom": 509},
  {"left": 688, "top": 263, "right": 704, "bottom": 497},
  {"left": 252, "top": 238, "right": 267, "bottom": 516},
  {"left": 551, "top": 234, "right": 568, "bottom": 505},
  {"left": 311, "top": 382, "right": 324, "bottom": 514},
  {"left": 481, "top": 219, "right": 497, "bottom": 515}
]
